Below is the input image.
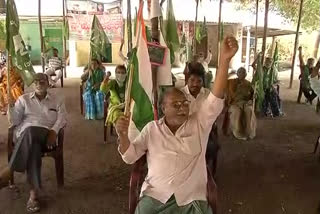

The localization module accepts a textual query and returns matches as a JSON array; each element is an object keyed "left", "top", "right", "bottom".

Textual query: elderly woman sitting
[
  {"left": 100, "top": 65, "right": 127, "bottom": 125},
  {"left": 81, "top": 59, "right": 106, "bottom": 120}
]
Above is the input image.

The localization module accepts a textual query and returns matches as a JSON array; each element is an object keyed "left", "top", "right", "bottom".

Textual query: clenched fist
[
  {"left": 220, "top": 36, "right": 239, "bottom": 61},
  {"left": 115, "top": 115, "right": 130, "bottom": 139}
]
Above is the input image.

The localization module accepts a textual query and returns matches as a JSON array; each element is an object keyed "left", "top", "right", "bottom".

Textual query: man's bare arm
[{"left": 212, "top": 37, "right": 239, "bottom": 98}]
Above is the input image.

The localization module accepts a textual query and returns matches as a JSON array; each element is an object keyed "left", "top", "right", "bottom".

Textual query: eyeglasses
[
  {"left": 172, "top": 100, "right": 190, "bottom": 110},
  {"left": 34, "top": 80, "right": 47, "bottom": 85}
]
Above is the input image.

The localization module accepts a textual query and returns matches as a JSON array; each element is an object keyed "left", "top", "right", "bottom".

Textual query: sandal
[{"left": 26, "top": 198, "right": 40, "bottom": 213}]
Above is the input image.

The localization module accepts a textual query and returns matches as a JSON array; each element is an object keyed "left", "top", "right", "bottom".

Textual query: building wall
[
  {"left": 19, "top": 21, "right": 64, "bottom": 64},
  {"left": 206, "top": 23, "right": 242, "bottom": 69},
  {"left": 19, "top": 20, "right": 124, "bottom": 67}
]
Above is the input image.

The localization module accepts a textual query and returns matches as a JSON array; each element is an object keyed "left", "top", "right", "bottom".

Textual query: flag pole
[
  {"left": 254, "top": 0, "right": 259, "bottom": 59},
  {"left": 289, "top": 0, "right": 303, "bottom": 89},
  {"left": 124, "top": 63, "right": 134, "bottom": 116},
  {"left": 6, "top": 53, "right": 11, "bottom": 117},
  {"left": 38, "top": 0, "right": 45, "bottom": 73},
  {"left": 62, "top": 0, "right": 67, "bottom": 78},
  {"left": 193, "top": 0, "right": 199, "bottom": 53},
  {"left": 127, "top": 0, "right": 133, "bottom": 52},
  {"left": 261, "top": 0, "right": 269, "bottom": 65}
]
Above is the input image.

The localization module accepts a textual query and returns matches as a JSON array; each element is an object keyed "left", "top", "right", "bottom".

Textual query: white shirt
[
  {"left": 181, "top": 86, "right": 211, "bottom": 115},
  {"left": 48, "top": 56, "right": 63, "bottom": 69},
  {"left": 120, "top": 93, "right": 224, "bottom": 206},
  {"left": 9, "top": 91, "right": 67, "bottom": 138}
]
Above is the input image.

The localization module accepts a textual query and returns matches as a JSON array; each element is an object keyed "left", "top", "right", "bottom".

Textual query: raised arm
[
  {"left": 251, "top": 52, "right": 261, "bottom": 71},
  {"left": 212, "top": 37, "right": 239, "bottom": 98},
  {"left": 298, "top": 46, "right": 305, "bottom": 70},
  {"left": 204, "top": 50, "right": 212, "bottom": 64},
  {"left": 315, "top": 58, "right": 320, "bottom": 74}
]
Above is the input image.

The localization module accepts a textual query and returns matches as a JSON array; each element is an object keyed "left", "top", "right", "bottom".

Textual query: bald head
[{"left": 162, "top": 88, "right": 186, "bottom": 105}]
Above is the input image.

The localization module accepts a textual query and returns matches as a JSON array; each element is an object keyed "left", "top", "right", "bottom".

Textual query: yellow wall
[{"left": 73, "top": 40, "right": 126, "bottom": 66}]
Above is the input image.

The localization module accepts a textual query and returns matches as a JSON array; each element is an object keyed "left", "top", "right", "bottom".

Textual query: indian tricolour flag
[{"left": 128, "top": 2, "right": 154, "bottom": 141}]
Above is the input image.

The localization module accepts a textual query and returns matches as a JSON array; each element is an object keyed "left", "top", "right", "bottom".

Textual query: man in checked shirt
[
  {"left": 0, "top": 73, "right": 67, "bottom": 213},
  {"left": 116, "top": 36, "right": 239, "bottom": 214}
]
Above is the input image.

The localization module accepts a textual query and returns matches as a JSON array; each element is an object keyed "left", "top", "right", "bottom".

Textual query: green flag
[
  {"left": 6, "top": 0, "right": 35, "bottom": 86},
  {"left": 161, "top": 0, "right": 180, "bottom": 64},
  {"left": 252, "top": 55, "right": 265, "bottom": 112},
  {"left": 63, "top": 19, "right": 69, "bottom": 39},
  {"left": 90, "top": 15, "right": 110, "bottom": 62},
  {"left": 196, "top": 16, "right": 207, "bottom": 44},
  {"left": 271, "top": 42, "right": 279, "bottom": 84}
]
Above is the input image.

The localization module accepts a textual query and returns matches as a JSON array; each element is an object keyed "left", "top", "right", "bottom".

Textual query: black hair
[
  {"left": 52, "top": 48, "right": 58, "bottom": 52},
  {"left": 115, "top": 64, "right": 127, "bottom": 72},
  {"left": 188, "top": 62, "right": 205, "bottom": 82}
]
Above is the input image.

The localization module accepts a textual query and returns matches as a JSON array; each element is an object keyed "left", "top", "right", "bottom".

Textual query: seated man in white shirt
[
  {"left": 116, "top": 37, "right": 238, "bottom": 214},
  {"left": 44, "top": 48, "right": 63, "bottom": 87},
  {"left": 0, "top": 73, "right": 67, "bottom": 213},
  {"left": 181, "top": 67, "right": 220, "bottom": 176}
]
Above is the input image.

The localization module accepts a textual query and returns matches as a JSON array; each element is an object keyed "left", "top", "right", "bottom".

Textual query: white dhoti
[
  {"left": 45, "top": 67, "right": 62, "bottom": 85},
  {"left": 310, "top": 76, "right": 320, "bottom": 96}
]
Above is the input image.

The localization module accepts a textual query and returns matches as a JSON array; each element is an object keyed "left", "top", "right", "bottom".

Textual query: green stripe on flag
[
  {"left": 251, "top": 55, "right": 265, "bottom": 112},
  {"left": 90, "top": 15, "right": 111, "bottom": 62},
  {"left": 130, "top": 49, "right": 154, "bottom": 131},
  {"left": 6, "top": 0, "right": 35, "bottom": 86}
]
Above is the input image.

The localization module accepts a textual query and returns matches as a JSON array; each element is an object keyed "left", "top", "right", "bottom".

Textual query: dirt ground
[{"left": 0, "top": 72, "right": 320, "bottom": 214}]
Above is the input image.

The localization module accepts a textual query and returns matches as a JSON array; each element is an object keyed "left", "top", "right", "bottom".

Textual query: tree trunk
[
  {"left": 62, "top": 0, "right": 67, "bottom": 78},
  {"left": 261, "top": 0, "right": 269, "bottom": 65},
  {"left": 254, "top": 0, "right": 259, "bottom": 59},
  {"left": 0, "top": 0, "right": 5, "bottom": 14},
  {"left": 289, "top": 0, "right": 304, "bottom": 89},
  {"left": 313, "top": 30, "right": 320, "bottom": 59},
  {"left": 216, "top": 0, "right": 223, "bottom": 69},
  {"left": 38, "top": 0, "right": 45, "bottom": 72}
]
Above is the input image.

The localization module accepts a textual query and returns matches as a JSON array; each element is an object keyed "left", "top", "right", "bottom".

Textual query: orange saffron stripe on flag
[{"left": 137, "top": 1, "right": 147, "bottom": 41}]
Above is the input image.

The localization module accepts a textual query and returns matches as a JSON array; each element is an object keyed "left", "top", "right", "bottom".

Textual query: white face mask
[{"left": 115, "top": 73, "right": 126, "bottom": 84}]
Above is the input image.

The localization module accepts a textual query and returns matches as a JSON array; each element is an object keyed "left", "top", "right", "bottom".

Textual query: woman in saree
[
  {"left": 81, "top": 59, "right": 106, "bottom": 120},
  {"left": 100, "top": 65, "right": 127, "bottom": 125},
  {"left": 0, "top": 59, "right": 24, "bottom": 115}
]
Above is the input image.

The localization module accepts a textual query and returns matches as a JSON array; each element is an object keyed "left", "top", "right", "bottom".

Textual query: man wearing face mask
[
  {"left": 100, "top": 65, "right": 127, "bottom": 125},
  {"left": 0, "top": 73, "right": 67, "bottom": 213}
]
